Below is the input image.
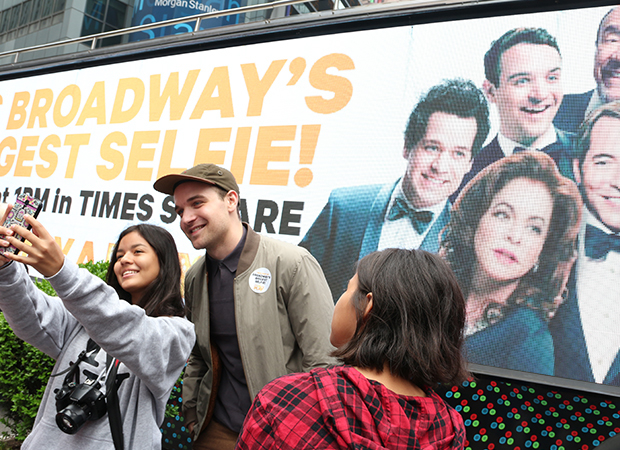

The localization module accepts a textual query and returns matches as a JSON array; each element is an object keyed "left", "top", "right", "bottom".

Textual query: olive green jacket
[{"left": 182, "top": 224, "right": 335, "bottom": 438}]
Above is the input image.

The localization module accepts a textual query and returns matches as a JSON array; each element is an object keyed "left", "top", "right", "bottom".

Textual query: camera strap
[
  {"left": 105, "top": 353, "right": 129, "bottom": 450},
  {"left": 51, "top": 338, "right": 101, "bottom": 380},
  {"left": 55, "top": 338, "right": 129, "bottom": 450}
]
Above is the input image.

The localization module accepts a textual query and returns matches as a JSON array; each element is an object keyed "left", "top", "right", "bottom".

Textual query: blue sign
[{"left": 130, "top": 0, "right": 246, "bottom": 42}]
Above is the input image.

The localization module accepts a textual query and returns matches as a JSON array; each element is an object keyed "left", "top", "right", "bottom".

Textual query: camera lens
[
  {"left": 56, "top": 403, "right": 89, "bottom": 435},
  {"left": 59, "top": 416, "right": 75, "bottom": 432}
]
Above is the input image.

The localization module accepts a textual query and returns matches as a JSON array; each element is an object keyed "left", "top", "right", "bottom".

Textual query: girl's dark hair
[
  {"left": 332, "top": 248, "right": 470, "bottom": 386},
  {"left": 441, "top": 151, "right": 582, "bottom": 316},
  {"left": 106, "top": 224, "right": 185, "bottom": 318}
]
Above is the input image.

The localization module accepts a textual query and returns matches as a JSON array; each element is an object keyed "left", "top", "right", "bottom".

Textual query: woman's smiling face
[
  {"left": 473, "top": 177, "right": 553, "bottom": 284},
  {"left": 113, "top": 231, "right": 160, "bottom": 304}
]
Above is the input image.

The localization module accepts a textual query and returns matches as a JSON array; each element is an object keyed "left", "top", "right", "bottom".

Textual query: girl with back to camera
[
  {"left": 0, "top": 210, "right": 195, "bottom": 450},
  {"left": 441, "top": 151, "right": 581, "bottom": 375},
  {"left": 237, "top": 248, "right": 469, "bottom": 450}
]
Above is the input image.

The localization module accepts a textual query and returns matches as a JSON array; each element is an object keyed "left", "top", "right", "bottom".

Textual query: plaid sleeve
[
  {"left": 236, "top": 394, "right": 275, "bottom": 449},
  {"left": 237, "top": 369, "right": 464, "bottom": 450},
  {"left": 237, "top": 374, "right": 332, "bottom": 449}
]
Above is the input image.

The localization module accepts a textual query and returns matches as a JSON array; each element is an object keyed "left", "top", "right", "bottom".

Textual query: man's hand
[{"left": 188, "top": 421, "right": 196, "bottom": 439}]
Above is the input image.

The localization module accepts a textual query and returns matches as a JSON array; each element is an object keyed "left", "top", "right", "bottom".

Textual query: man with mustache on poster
[
  {"left": 555, "top": 7, "right": 620, "bottom": 133},
  {"left": 455, "top": 27, "right": 574, "bottom": 198},
  {"left": 300, "top": 79, "right": 490, "bottom": 300},
  {"left": 550, "top": 102, "right": 620, "bottom": 386}
]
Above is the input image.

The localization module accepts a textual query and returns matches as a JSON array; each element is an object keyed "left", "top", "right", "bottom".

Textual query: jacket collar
[{"left": 237, "top": 223, "right": 260, "bottom": 276}]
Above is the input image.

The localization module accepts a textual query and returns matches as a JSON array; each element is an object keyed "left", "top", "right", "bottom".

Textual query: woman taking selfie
[
  {"left": 440, "top": 151, "right": 581, "bottom": 375},
  {"left": 0, "top": 212, "right": 194, "bottom": 450},
  {"left": 237, "top": 248, "right": 469, "bottom": 450}
]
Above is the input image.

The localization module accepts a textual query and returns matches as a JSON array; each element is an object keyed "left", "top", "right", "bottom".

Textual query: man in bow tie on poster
[
  {"left": 550, "top": 101, "right": 620, "bottom": 386},
  {"left": 454, "top": 28, "right": 574, "bottom": 201},
  {"left": 300, "top": 79, "right": 490, "bottom": 300}
]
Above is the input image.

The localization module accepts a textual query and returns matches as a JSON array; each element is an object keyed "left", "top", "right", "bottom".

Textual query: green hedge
[
  {"left": 0, "top": 260, "right": 180, "bottom": 442},
  {"left": 0, "top": 314, "right": 54, "bottom": 442}
]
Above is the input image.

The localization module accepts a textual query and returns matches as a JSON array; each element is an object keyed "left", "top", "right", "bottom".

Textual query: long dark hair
[
  {"left": 332, "top": 248, "right": 470, "bottom": 387},
  {"left": 106, "top": 224, "right": 185, "bottom": 318},
  {"left": 441, "top": 151, "right": 581, "bottom": 316}
]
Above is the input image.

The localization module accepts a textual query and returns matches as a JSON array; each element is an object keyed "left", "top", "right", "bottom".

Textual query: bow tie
[
  {"left": 387, "top": 198, "right": 434, "bottom": 234},
  {"left": 584, "top": 224, "right": 620, "bottom": 260},
  {"left": 513, "top": 145, "right": 564, "bottom": 167}
]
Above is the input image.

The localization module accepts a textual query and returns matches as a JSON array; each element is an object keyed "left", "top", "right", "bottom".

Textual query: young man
[
  {"left": 300, "top": 79, "right": 490, "bottom": 300},
  {"left": 555, "top": 7, "right": 620, "bottom": 133},
  {"left": 550, "top": 102, "right": 620, "bottom": 386},
  {"left": 154, "top": 165, "right": 335, "bottom": 449},
  {"left": 459, "top": 27, "right": 574, "bottom": 192}
]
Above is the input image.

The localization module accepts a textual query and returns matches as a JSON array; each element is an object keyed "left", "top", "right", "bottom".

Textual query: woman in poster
[{"left": 440, "top": 151, "right": 581, "bottom": 375}]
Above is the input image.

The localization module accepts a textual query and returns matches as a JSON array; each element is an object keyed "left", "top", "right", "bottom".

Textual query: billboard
[{"left": 1, "top": 2, "right": 619, "bottom": 394}]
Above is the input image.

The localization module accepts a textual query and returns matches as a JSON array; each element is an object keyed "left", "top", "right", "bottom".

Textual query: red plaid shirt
[{"left": 236, "top": 365, "right": 465, "bottom": 449}]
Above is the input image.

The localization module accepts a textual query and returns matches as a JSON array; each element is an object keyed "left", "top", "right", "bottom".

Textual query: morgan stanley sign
[{"left": 130, "top": 0, "right": 245, "bottom": 41}]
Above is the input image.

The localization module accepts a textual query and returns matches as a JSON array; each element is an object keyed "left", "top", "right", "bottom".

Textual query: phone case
[{"left": 0, "top": 193, "right": 43, "bottom": 256}]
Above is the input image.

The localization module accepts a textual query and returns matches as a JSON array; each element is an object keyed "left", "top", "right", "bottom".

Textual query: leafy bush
[
  {"left": 0, "top": 314, "right": 54, "bottom": 442},
  {"left": 0, "top": 260, "right": 181, "bottom": 443},
  {"left": 74, "top": 260, "right": 110, "bottom": 282}
]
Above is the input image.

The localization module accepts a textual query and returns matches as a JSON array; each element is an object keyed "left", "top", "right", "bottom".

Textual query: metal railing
[
  {"left": 0, "top": 0, "right": 495, "bottom": 65},
  {"left": 0, "top": 0, "right": 327, "bottom": 64}
]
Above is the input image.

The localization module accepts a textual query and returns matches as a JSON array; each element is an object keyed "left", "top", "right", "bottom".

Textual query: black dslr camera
[
  {"left": 53, "top": 339, "right": 127, "bottom": 441},
  {"left": 53, "top": 339, "right": 109, "bottom": 435},
  {"left": 55, "top": 376, "right": 107, "bottom": 434},
  {"left": 52, "top": 339, "right": 128, "bottom": 449}
]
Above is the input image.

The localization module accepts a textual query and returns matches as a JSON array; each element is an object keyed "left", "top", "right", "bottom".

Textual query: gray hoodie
[{"left": 0, "top": 260, "right": 195, "bottom": 449}]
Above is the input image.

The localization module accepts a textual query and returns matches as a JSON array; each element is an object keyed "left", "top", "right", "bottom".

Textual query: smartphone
[{"left": 0, "top": 193, "right": 43, "bottom": 256}]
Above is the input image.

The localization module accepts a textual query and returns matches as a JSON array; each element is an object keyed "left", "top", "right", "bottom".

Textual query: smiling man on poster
[
  {"left": 456, "top": 27, "right": 574, "bottom": 195},
  {"left": 300, "top": 79, "right": 490, "bottom": 300},
  {"left": 555, "top": 7, "right": 620, "bottom": 133},
  {"left": 550, "top": 101, "right": 620, "bottom": 386}
]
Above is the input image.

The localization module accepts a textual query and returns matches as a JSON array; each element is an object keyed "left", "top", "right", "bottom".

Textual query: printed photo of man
[
  {"left": 555, "top": 7, "right": 620, "bottom": 133},
  {"left": 300, "top": 79, "right": 490, "bottom": 300},
  {"left": 550, "top": 101, "right": 620, "bottom": 386},
  {"left": 456, "top": 27, "right": 574, "bottom": 197}
]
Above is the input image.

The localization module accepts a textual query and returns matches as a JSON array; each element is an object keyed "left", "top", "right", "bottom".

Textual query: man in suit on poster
[
  {"left": 456, "top": 27, "right": 574, "bottom": 198},
  {"left": 299, "top": 79, "right": 490, "bottom": 300},
  {"left": 555, "top": 7, "right": 620, "bottom": 133},
  {"left": 550, "top": 101, "right": 620, "bottom": 385}
]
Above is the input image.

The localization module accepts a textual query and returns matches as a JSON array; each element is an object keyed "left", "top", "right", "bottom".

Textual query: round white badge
[{"left": 249, "top": 268, "right": 272, "bottom": 294}]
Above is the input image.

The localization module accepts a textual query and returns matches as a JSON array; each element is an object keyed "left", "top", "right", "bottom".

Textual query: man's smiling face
[
  {"left": 174, "top": 181, "right": 236, "bottom": 252},
  {"left": 402, "top": 111, "right": 477, "bottom": 209},
  {"left": 595, "top": 8, "right": 620, "bottom": 103},
  {"left": 486, "top": 43, "right": 563, "bottom": 148},
  {"left": 575, "top": 116, "right": 620, "bottom": 232}
]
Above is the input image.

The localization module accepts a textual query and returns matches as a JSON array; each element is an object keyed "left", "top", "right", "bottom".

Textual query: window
[
  {"left": 8, "top": 6, "right": 21, "bottom": 31},
  {"left": 81, "top": 0, "right": 128, "bottom": 47},
  {"left": 31, "top": 0, "right": 42, "bottom": 22},
  {"left": 19, "top": 1, "right": 32, "bottom": 27},
  {"left": 54, "top": 0, "right": 66, "bottom": 14}
]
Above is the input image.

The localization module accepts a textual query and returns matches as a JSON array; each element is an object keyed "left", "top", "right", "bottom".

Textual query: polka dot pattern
[
  {"left": 441, "top": 374, "right": 619, "bottom": 449},
  {"left": 161, "top": 378, "right": 191, "bottom": 450},
  {"left": 160, "top": 372, "right": 620, "bottom": 449}
]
